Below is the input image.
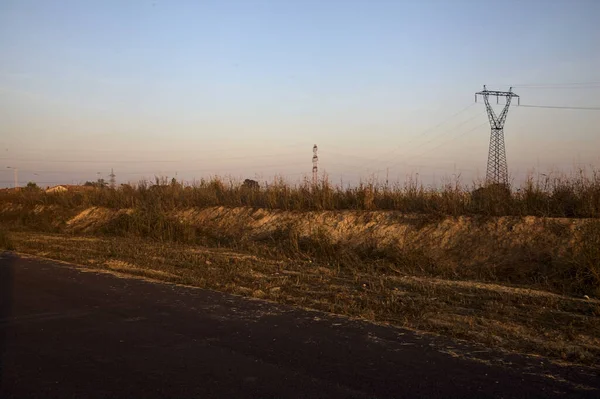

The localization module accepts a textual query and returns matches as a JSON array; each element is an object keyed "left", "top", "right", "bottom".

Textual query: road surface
[{"left": 0, "top": 253, "right": 598, "bottom": 398}]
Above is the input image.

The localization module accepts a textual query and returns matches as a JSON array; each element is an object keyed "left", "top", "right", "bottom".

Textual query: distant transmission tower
[
  {"left": 312, "top": 144, "right": 318, "bottom": 185},
  {"left": 475, "top": 85, "right": 520, "bottom": 186},
  {"left": 109, "top": 168, "right": 116, "bottom": 189}
]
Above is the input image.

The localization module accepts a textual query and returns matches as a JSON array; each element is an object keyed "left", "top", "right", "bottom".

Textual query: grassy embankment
[{"left": 1, "top": 173, "right": 599, "bottom": 366}]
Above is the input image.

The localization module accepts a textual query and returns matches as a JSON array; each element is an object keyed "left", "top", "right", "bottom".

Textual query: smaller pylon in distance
[{"left": 312, "top": 144, "right": 318, "bottom": 185}]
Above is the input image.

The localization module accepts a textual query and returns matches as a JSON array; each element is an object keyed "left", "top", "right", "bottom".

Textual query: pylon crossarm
[{"left": 476, "top": 89, "right": 519, "bottom": 98}]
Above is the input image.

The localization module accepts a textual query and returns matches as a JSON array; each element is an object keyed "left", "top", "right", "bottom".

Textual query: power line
[
  {"left": 517, "top": 104, "right": 600, "bottom": 111},
  {"left": 337, "top": 106, "right": 484, "bottom": 178},
  {"left": 0, "top": 151, "right": 306, "bottom": 165},
  {"left": 0, "top": 180, "right": 61, "bottom": 184},
  {"left": 0, "top": 159, "right": 312, "bottom": 181},
  {"left": 118, "top": 161, "right": 310, "bottom": 176},
  {"left": 514, "top": 85, "right": 600, "bottom": 90},
  {"left": 388, "top": 110, "right": 486, "bottom": 160},
  {"left": 317, "top": 149, "right": 376, "bottom": 162},
  {"left": 352, "top": 102, "right": 476, "bottom": 171},
  {"left": 0, "top": 158, "right": 179, "bottom": 164},
  {"left": 381, "top": 121, "right": 489, "bottom": 173},
  {"left": 410, "top": 121, "right": 489, "bottom": 161},
  {"left": 512, "top": 81, "right": 600, "bottom": 88},
  {"left": 363, "top": 111, "right": 487, "bottom": 175}
]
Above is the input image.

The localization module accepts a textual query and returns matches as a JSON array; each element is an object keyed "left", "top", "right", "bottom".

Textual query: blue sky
[{"left": 1, "top": 0, "right": 599, "bottom": 187}]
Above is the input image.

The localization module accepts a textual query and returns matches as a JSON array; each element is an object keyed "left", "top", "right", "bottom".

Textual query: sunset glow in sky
[{"left": 1, "top": 0, "right": 599, "bottom": 187}]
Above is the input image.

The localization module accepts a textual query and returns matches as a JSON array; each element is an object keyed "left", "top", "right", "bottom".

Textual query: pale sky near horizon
[{"left": 1, "top": 0, "right": 599, "bottom": 188}]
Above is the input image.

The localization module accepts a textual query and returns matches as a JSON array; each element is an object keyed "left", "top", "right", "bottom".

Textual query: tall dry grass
[
  {"left": 0, "top": 228, "right": 15, "bottom": 251},
  {"left": 1, "top": 171, "right": 599, "bottom": 296},
  {"left": 2, "top": 170, "right": 599, "bottom": 217}
]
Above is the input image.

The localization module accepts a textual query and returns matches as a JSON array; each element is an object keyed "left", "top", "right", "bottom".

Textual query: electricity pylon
[
  {"left": 475, "top": 85, "right": 519, "bottom": 186},
  {"left": 312, "top": 144, "right": 318, "bottom": 185},
  {"left": 109, "top": 168, "right": 116, "bottom": 189}
]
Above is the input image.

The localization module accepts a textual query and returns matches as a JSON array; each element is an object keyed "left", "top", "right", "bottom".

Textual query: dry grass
[
  {"left": 1, "top": 199, "right": 600, "bottom": 297},
  {"left": 7, "top": 231, "right": 600, "bottom": 367},
  {"left": 1, "top": 171, "right": 599, "bottom": 367},
  {"left": 1, "top": 170, "right": 599, "bottom": 217},
  {"left": 0, "top": 228, "right": 15, "bottom": 251}
]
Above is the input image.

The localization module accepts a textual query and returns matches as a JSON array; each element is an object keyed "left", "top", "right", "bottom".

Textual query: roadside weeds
[{"left": 6, "top": 230, "right": 600, "bottom": 368}]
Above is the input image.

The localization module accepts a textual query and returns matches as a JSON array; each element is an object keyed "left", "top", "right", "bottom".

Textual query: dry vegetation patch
[
  {"left": 6, "top": 231, "right": 600, "bottom": 368},
  {"left": 1, "top": 173, "right": 599, "bottom": 367}
]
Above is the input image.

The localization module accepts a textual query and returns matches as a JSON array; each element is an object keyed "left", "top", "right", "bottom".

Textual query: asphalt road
[{"left": 0, "top": 253, "right": 598, "bottom": 398}]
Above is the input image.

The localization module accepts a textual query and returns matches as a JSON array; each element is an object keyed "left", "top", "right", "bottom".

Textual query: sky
[{"left": 1, "top": 0, "right": 599, "bottom": 188}]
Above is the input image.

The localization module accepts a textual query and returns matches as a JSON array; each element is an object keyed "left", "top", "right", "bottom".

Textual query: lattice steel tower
[
  {"left": 312, "top": 144, "right": 318, "bottom": 185},
  {"left": 109, "top": 168, "right": 116, "bottom": 189},
  {"left": 475, "top": 86, "right": 519, "bottom": 185}
]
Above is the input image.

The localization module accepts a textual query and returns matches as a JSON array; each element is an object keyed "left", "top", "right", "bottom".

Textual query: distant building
[
  {"left": 45, "top": 185, "right": 68, "bottom": 193},
  {"left": 46, "top": 185, "right": 98, "bottom": 194},
  {"left": 0, "top": 187, "right": 20, "bottom": 193}
]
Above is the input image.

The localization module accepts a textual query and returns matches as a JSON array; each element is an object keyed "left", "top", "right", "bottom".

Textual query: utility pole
[
  {"left": 312, "top": 144, "right": 319, "bottom": 185},
  {"left": 109, "top": 168, "right": 116, "bottom": 189},
  {"left": 475, "top": 85, "right": 519, "bottom": 186}
]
